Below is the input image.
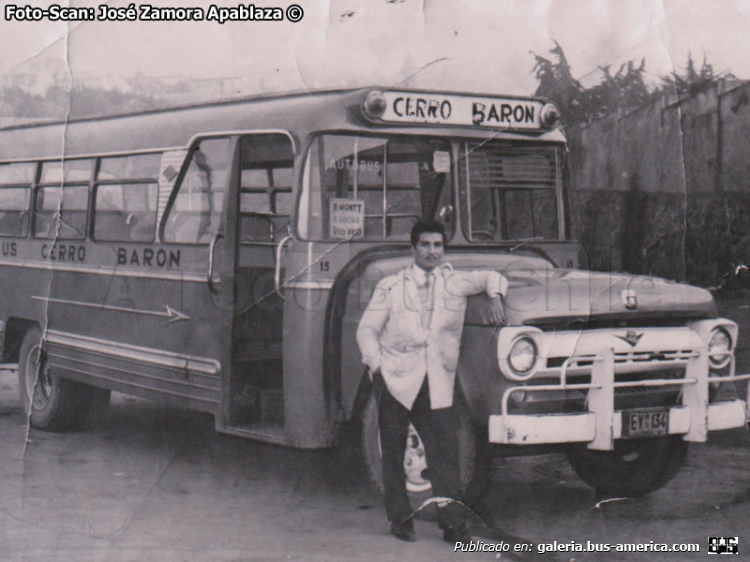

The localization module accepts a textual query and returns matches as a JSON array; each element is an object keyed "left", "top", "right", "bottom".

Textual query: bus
[{"left": 0, "top": 87, "right": 747, "bottom": 506}]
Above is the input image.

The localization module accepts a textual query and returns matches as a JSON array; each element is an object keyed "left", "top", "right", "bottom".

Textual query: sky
[{"left": 1, "top": 0, "right": 750, "bottom": 97}]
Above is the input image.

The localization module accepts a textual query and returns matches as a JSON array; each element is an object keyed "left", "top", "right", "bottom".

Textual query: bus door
[
  {"left": 157, "top": 136, "right": 240, "bottom": 423},
  {"left": 224, "top": 133, "right": 295, "bottom": 442}
]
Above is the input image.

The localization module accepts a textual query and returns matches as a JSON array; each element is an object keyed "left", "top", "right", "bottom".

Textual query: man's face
[{"left": 412, "top": 232, "right": 444, "bottom": 272}]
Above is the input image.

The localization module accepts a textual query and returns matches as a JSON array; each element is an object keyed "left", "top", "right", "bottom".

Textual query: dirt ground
[
  {"left": 0, "top": 295, "right": 749, "bottom": 561},
  {"left": 1, "top": 371, "right": 749, "bottom": 562}
]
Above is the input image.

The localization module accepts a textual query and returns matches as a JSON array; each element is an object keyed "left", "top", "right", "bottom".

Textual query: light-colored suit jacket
[{"left": 356, "top": 263, "right": 507, "bottom": 410}]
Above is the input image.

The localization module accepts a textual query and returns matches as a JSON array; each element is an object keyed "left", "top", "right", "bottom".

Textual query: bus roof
[
  {"left": 0, "top": 87, "right": 354, "bottom": 133},
  {"left": 0, "top": 87, "right": 565, "bottom": 160}
]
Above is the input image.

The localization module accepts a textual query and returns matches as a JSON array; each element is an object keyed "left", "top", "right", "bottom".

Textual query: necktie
[{"left": 421, "top": 273, "right": 435, "bottom": 330}]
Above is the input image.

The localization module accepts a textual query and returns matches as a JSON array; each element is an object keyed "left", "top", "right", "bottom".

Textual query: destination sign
[
  {"left": 378, "top": 91, "right": 543, "bottom": 129},
  {"left": 329, "top": 198, "right": 364, "bottom": 240}
]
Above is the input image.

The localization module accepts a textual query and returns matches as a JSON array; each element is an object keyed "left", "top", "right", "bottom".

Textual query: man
[{"left": 357, "top": 220, "right": 507, "bottom": 544}]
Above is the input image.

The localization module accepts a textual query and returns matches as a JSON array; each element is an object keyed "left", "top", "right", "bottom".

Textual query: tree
[
  {"left": 660, "top": 53, "right": 723, "bottom": 97},
  {"left": 532, "top": 42, "right": 656, "bottom": 125},
  {"left": 531, "top": 41, "right": 589, "bottom": 125},
  {"left": 586, "top": 59, "right": 655, "bottom": 119}
]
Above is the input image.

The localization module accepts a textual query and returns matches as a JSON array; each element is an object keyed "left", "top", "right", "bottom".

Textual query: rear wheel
[
  {"left": 18, "top": 327, "right": 97, "bottom": 431},
  {"left": 566, "top": 436, "right": 689, "bottom": 498},
  {"left": 361, "top": 392, "right": 489, "bottom": 519}
]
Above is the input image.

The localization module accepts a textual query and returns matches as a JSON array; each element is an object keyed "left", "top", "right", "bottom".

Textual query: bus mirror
[{"left": 439, "top": 205, "right": 454, "bottom": 224}]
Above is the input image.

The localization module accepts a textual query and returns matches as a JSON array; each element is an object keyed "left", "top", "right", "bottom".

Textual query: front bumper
[{"left": 489, "top": 347, "right": 750, "bottom": 450}]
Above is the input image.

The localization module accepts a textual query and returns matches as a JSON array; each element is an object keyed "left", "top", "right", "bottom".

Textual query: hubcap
[
  {"left": 25, "top": 343, "right": 52, "bottom": 411},
  {"left": 377, "top": 422, "right": 432, "bottom": 493},
  {"left": 403, "top": 424, "right": 431, "bottom": 492}
]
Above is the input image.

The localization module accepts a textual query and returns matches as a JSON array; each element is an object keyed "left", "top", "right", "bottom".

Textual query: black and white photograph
[{"left": 1, "top": 1, "right": 749, "bottom": 560}]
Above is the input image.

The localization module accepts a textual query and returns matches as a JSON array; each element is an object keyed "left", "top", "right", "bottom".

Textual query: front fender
[{"left": 457, "top": 324, "right": 506, "bottom": 428}]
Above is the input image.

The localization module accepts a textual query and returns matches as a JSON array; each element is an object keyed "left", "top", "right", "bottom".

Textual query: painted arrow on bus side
[{"left": 31, "top": 296, "right": 190, "bottom": 323}]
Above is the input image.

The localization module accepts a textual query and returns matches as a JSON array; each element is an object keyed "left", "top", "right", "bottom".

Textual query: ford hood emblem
[{"left": 614, "top": 330, "right": 643, "bottom": 347}]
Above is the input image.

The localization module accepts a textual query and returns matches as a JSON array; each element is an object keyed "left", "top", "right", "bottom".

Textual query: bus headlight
[
  {"left": 363, "top": 90, "right": 387, "bottom": 120},
  {"left": 708, "top": 327, "right": 732, "bottom": 369},
  {"left": 508, "top": 336, "right": 538, "bottom": 378}
]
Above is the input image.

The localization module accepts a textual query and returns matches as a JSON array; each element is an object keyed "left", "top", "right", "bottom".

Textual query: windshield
[
  {"left": 299, "top": 134, "right": 453, "bottom": 241},
  {"left": 459, "top": 141, "right": 563, "bottom": 242}
]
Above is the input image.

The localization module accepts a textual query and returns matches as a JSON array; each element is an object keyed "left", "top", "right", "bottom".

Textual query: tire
[
  {"left": 361, "top": 391, "right": 488, "bottom": 520},
  {"left": 566, "top": 436, "right": 689, "bottom": 498},
  {"left": 18, "top": 326, "right": 96, "bottom": 431}
]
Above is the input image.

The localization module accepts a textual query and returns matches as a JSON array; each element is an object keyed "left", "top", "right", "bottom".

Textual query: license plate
[{"left": 622, "top": 409, "right": 669, "bottom": 438}]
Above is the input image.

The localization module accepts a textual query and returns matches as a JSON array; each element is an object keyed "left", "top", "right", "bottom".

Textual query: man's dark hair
[{"left": 410, "top": 220, "right": 446, "bottom": 247}]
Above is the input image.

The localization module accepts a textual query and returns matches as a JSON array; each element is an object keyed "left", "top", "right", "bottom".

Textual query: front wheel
[
  {"left": 566, "top": 436, "right": 689, "bottom": 498},
  {"left": 361, "top": 392, "right": 489, "bottom": 519},
  {"left": 18, "top": 327, "right": 97, "bottom": 431}
]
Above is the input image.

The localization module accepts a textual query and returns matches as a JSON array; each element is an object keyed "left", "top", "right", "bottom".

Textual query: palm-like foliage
[
  {"left": 660, "top": 53, "right": 723, "bottom": 97},
  {"left": 532, "top": 44, "right": 725, "bottom": 125}
]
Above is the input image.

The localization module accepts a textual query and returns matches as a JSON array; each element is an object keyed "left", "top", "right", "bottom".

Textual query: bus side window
[
  {"left": 239, "top": 134, "right": 294, "bottom": 243},
  {"left": 163, "top": 138, "right": 231, "bottom": 244},
  {"left": 94, "top": 183, "right": 159, "bottom": 242},
  {"left": 93, "top": 153, "right": 161, "bottom": 242},
  {"left": 33, "top": 159, "right": 92, "bottom": 240},
  {"left": 0, "top": 162, "right": 34, "bottom": 237}
]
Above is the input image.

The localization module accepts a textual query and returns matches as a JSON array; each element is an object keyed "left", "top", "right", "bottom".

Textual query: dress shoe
[
  {"left": 390, "top": 520, "right": 416, "bottom": 542},
  {"left": 442, "top": 525, "right": 472, "bottom": 544}
]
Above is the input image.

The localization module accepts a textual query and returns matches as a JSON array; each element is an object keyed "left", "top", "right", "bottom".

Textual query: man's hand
[{"left": 483, "top": 296, "right": 506, "bottom": 325}]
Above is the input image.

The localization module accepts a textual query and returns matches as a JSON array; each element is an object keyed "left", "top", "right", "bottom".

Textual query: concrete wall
[{"left": 567, "top": 80, "right": 750, "bottom": 287}]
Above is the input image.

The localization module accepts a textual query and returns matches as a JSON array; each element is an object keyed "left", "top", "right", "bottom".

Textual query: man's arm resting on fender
[
  {"left": 484, "top": 271, "right": 508, "bottom": 300},
  {"left": 482, "top": 271, "right": 507, "bottom": 325},
  {"left": 484, "top": 292, "right": 506, "bottom": 325},
  {"left": 449, "top": 269, "right": 508, "bottom": 299},
  {"left": 447, "top": 269, "right": 508, "bottom": 324}
]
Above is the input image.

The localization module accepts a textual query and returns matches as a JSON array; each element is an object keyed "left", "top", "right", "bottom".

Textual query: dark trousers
[{"left": 377, "top": 376, "right": 464, "bottom": 530}]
